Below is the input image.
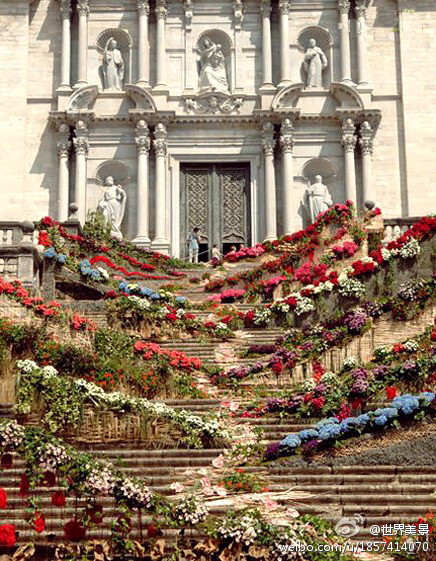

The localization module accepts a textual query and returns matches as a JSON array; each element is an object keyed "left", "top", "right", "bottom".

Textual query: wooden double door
[{"left": 181, "top": 163, "right": 251, "bottom": 261}]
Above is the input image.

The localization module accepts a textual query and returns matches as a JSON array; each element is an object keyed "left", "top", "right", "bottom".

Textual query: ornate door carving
[{"left": 181, "top": 163, "right": 250, "bottom": 258}]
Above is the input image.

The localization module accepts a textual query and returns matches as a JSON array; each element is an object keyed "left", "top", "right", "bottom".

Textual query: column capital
[
  {"left": 278, "top": 0, "right": 291, "bottom": 16},
  {"left": 77, "top": 0, "right": 89, "bottom": 17},
  {"left": 57, "top": 123, "right": 70, "bottom": 157},
  {"left": 73, "top": 120, "right": 89, "bottom": 156},
  {"left": 234, "top": 0, "right": 244, "bottom": 28},
  {"left": 153, "top": 123, "right": 167, "bottom": 156},
  {"left": 260, "top": 0, "right": 271, "bottom": 17},
  {"left": 261, "top": 122, "right": 275, "bottom": 155},
  {"left": 341, "top": 118, "right": 357, "bottom": 152},
  {"left": 60, "top": 0, "right": 71, "bottom": 18},
  {"left": 359, "top": 120, "right": 374, "bottom": 155},
  {"left": 156, "top": 0, "right": 168, "bottom": 20},
  {"left": 184, "top": 0, "right": 193, "bottom": 26},
  {"left": 280, "top": 118, "right": 294, "bottom": 153},
  {"left": 337, "top": 0, "right": 350, "bottom": 15},
  {"left": 137, "top": 0, "right": 150, "bottom": 16},
  {"left": 136, "top": 120, "right": 150, "bottom": 155},
  {"left": 355, "top": 0, "right": 370, "bottom": 18}
]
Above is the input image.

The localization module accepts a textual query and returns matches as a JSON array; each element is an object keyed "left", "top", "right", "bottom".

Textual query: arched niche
[
  {"left": 302, "top": 158, "right": 335, "bottom": 184},
  {"left": 96, "top": 28, "right": 133, "bottom": 89},
  {"left": 66, "top": 85, "right": 98, "bottom": 111},
  {"left": 195, "top": 29, "right": 233, "bottom": 93},
  {"left": 297, "top": 26, "right": 334, "bottom": 89},
  {"left": 95, "top": 160, "right": 130, "bottom": 187}
]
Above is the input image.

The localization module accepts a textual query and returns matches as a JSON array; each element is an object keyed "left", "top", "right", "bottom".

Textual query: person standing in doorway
[{"left": 187, "top": 227, "right": 200, "bottom": 263}]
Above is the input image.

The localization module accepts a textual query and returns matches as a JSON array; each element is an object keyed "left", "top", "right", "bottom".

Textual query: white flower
[
  {"left": 170, "top": 482, "right": 185, "bottom": 493},
  {"left": 399, "top": 238, "right": 420, "bottom": 259}
]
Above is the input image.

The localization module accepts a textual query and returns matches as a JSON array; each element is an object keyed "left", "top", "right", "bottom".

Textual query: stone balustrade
[
  {"left": 383, "top": 217, "right": 421, "bottom": 245},
  {"left": 0, "top": 222, "right": 40, "bottom": 286}
]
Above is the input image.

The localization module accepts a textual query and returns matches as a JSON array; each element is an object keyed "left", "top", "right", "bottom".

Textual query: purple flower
[
  {"left": 344, "top": 310, "right": 367, "bottom": 333},
  {"left": 350, "top": 379, "right": 368, "bottom": 395},
  {"left": 264, "top": 441, "right": 281, "bottom": 460},
  {"left": 350, "top": 368, "right": 368, "bottom": 380},
  {"left": 373, "top": 365, "right": 389, "bottom": 378},
  {"left": 301, "top": 439, "right": 319, "bottom": 455}
]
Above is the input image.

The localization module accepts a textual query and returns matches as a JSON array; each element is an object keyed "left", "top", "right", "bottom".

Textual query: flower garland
[
  {"left": 16, "top": 360, "right": 227, "bottom": 447},
  {"left": 265, "top": 392, "right": 436, "bottom": 460}
]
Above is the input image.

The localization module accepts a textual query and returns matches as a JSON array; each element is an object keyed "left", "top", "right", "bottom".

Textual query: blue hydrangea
[
  {"left": 339, "top": 419, "right": 356, "bottom": 433},
  {"left": 280, "top": 435, "right": 301, "bottom": 449},
  {"left": 150, "top": 292, "right": 161, "bottom": 300},
  {"left": 43, "top": 248, "right": 57, "bottom": 258},
  {"left": 176, "top": 296, "right": 186, "bottom": 303},
  {"left": 56, "top": 254, "right": 66, "bottom": 264},
  {"left": 141, "top": 287, "right": 154, "bottom": 297},
  {"left": 298, "top": 429, "right": 319, "bottom": 442},
  {"left": 392, "top": 395, "right": 420, "bottom": 415},
  {"left": 419, "top": 392, "right": 435, "bottom": 404},
  {"left": 374, "top": 407, "right": 398, "bottom": 419},
  {"left": 318, "top": 424, "right": 342, "bottom": 441},
  {"left": 119, "top": 281, "right": 128, "bottom": 291},
  {"left": 315, "top": 417, "right": 340, "bottom": 429},
  {"left": 355, "top": 414, "right": 370, "bottom": 427},
  {"left": 90, "top": 269, "right": 101, "bottom": 281},
  {"left": 374, "top": 415, "right": 388, "bottom": 426}
]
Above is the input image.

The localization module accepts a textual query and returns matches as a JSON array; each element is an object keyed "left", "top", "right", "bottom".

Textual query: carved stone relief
[{"left": 184, "top": 93, "right": 243, "bottom": 114}]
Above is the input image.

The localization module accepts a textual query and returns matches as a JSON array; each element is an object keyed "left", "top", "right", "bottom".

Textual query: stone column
[
  {"left": 260, "top": 1, "right": 273, "bottom": 88},
  {"left": 59, "top": 0, "right": 72, "bottom": 89},
  {"left": 338, "top": 0, "right": 351, "bottom": 83},
  {"left": 278, "top": 0, "right": 291, "bottom": 86},
  {"left": 73, "top": 121, "right": 89, "bottom": 224},
  {"left": 359, "top": 121, "right": 374, "bottom": 204},
  {"left": 155, "top": 0, "right": 167, "bottom": 89},
  {"left": 57, "top": 124, "right": 71, "bottom": 222},
  {"left": 355, "top": 0, "right": 369, "bottom": 86},
  {"left": 137, "top": 1, "right": 150, "bottom": 86},
  {"left": 280, "top": 118, "right": 295, "bottom": 235},
  {"left": 262, "top": 122, "right": 277, "bottom": 241},
  {"left": 134, "top": 120, "right": 151, "bottom": 245},
  {"left": 75, "top": 0, "right": 89, "bottom": 87},
  {"left": 152, "top": 123, "right": 169, "bottom": 250},
  {"left": 341, "top": 118, "right": 357, "bottom": 204}
]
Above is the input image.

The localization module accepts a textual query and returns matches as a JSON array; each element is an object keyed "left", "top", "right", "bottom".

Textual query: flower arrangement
[
  {"left": 265, "top": 392, "right": 436, "bottom": 460},
  {"left": 15, "top": 360, "right": 227, "bottom": 448}
]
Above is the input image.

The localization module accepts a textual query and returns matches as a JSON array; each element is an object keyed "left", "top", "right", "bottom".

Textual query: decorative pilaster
[
  {"left": 57, "top": 124, "right": 70, "bottom": 222},
  {"left": 262, "top": 122, "right": 277, "bottom": 241},
  {"left": 338, "top": 0, "right": 352, "bottom": 83},
  {"left": 278, "top": 0, "right": 291, "bottom": 86},
  {"left": 155, "top": 0, "right": 168, "bottom": 89},
  {"left": 359, "top": 121, "right": 374, "bottom": 204},
  {"left": 184, "top": 1, "right": 195, "bottom": 92},
  {"left": 152, "top": 123, "right": 169, "bottom": 251},
  {"left": 73, "top": 121, "right": 89, "bottom": 224},
  {"left": 280, "top": 118, "right": 295, "bottom": 235},
  {"left": 75, "top": 0, "right": 89, "bottom": 87},
  {"left": 341, "top": 118, "right": 357, "bottom": 204},
  {"left": 59, "top": 0, "right": 72, "bottom": 89},
  {"left": 134, "top": 120, "right": 151, "bottom": 245},
  {"left": 260, "top": 1, "right": 273, "bottom": 89},
  {"left": 137, "top": 1, "right": 150, "bottom": 87},
  {"left": 355, "top": 0, "right": 369, "bottom": 86},
  {"left": 234, "top": 0, "right": 244, "bottom": 29}
]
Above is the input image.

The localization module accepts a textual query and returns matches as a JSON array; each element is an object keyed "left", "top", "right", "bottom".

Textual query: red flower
[
  {"left": 311, "top": 397, "right": 326, "bottom": 410},
  {"left": 0, "top": 489, "right": 7, "bottom": 509},
  {"left": 386, "top": 386, "right": 397, "bottom": 400},
  {"left": 393, "top": 343, "right": 406, "bottom": 354},
  {"left": 51, "top": 491, "right": 66, "bottom": 507},
  {"left": 19, "top": 474, "right": 29, "bottom": 496},
  {"left": 336, "top": 403, "right": 351, "bottom": 421},
  {"left": 86, "top": 504, "right": 103, "bottom": 524},
  {"left": 271, "top": 360, "right": 283, "bottom": 375},
  {"left": 44, "top": 471, "right": 56, "bottom": 487},
  {"left": 1, "top": 454, "right": 12, "bottom": 469},
  {"left": 64, "top": 519, "right": 86, "bottom": 541},
  {"left": 0, "top": 524, "right": 15, "bottom": 547},
  {"left": 37, "top": 231, "right": 51, "bottom": 247},
  {"left": 33, "top": 513, "right": 45, "bottom": 533},
  {"left": 41, "top": 216, "right": 55, "bottom": 227},
  {"left": 147, "top": 524, "right": 159, "bottom": 538}
]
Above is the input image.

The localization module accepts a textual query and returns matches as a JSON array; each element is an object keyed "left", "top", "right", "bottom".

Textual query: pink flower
[
  {"left": 260, "top": 497, "right": 278, "bottom": 512},
  {"left": 286, "top": 508, "right": 300, "bottom": 518},
  {"left": 220, "top": 401, "right": 231, "bottom": 409},
  {"left": 170, "top": 482, "right": 185, "bottom": 493},
  {"left": 212, "top": 455, "right": 224, "bottom": 468},
  {"left": 229, "top": 401, "right": 239, "bottom": 412}
]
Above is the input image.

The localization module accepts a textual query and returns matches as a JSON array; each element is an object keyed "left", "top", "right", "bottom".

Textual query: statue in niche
[
  {"left": 97, "top": 176, "right": 126, "bottom": 238},
  {"left": 302, "top": 39, "right": 328, "bottom": 88},
  {"left": 102, "top": 38, "right": 124, "bottom": 90},
  {"left": 198, "top": 37, "right": 230, "bottom": 94},
  {"left": 304, "top": 175, "right": 332, "bottom": 224}
]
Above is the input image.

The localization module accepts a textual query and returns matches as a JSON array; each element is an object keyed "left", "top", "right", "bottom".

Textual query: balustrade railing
[{"left": 382, "top": 217, "right": 421, "bottom": 245}]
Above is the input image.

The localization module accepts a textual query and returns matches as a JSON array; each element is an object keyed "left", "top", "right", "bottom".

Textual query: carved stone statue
[
  {"left": 302, "top": 39, "right": 328, "bottom": 88},
  {"left": 102, "top": 38, "right": 124, "bottom": 90},
  {"left": 198, "top": 37, "right": 230, "bottom": 94},
  {"left": 97, "top": 176, "right": 126, "bottom": 238},
  {"left": 304, "top": 175, "right": 332, "bottom": 224}
]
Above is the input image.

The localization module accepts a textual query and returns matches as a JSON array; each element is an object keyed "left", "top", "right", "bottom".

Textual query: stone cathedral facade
[{"left": 0, "top": 0, "right": 435, "bottom": 257}]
